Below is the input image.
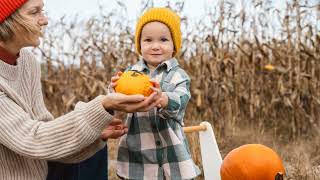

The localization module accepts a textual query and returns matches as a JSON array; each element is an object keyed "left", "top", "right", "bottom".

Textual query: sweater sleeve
[
  {"left": 31, "top": 96, "right": 107, "bottom": 163},
  {"left": 0, "top": 52, "right": 113, "bottom": 161},
  {"left": 55, "top": 138, "right": 106, "bottom": 163},
  {"left": 0, "top": 93, "right": 113, "bottom": 161}
]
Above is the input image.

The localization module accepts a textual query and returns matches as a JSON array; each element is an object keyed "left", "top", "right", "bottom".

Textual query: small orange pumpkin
[
  {"left": 115, "top": 71, "right": 154, "bottom": 96},
  {"left": 220, "top": 144, "right": 285, "bottom": 180}
]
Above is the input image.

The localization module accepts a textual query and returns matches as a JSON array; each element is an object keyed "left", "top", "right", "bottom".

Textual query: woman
[{"left": 0, "top": 0, "right": 161, "bottom": 179}]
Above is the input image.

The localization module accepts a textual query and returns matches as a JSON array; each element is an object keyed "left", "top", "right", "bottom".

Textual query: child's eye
[
  {"left": 143, "top": 38, "right": 152, "bottom": 42},
  {"left": 161, "top": 38, "right": 169, "bottom": 42}
]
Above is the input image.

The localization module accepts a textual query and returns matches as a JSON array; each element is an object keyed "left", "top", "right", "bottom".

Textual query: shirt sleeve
[{"left": 157, "top": 71, "right": 191, "bottom": 125}]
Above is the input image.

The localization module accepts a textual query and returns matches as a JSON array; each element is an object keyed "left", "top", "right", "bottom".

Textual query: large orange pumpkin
[
  {"left": 115, "top": 71, "right": 154, "bottom": 96},
  {"left": 220, "top": 144, "right": 285, "bottom": 180}
]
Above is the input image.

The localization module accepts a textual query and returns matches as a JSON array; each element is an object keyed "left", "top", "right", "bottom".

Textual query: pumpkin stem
[
  {"left": 275, "top": 172, "right": 284, "bottom": 180},
  {"left": 130, "top": 70, "right": 143, "bottom": 77}
]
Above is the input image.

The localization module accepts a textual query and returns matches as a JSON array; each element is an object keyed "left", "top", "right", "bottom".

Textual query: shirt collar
[
  {"left": 0, "top": 45, "right": 19, "bottom": 65},
  {"left": 131, "top": 58, "right": 180, "bottom": 73}
]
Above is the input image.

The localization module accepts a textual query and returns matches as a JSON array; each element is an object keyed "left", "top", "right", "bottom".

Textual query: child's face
[{"left": 140, "top": 21, "right": 174, "bottom": 69}]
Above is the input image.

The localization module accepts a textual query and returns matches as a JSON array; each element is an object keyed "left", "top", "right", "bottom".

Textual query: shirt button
[{"left": 156, "top": 140, "right": 161, "bottom": 146}]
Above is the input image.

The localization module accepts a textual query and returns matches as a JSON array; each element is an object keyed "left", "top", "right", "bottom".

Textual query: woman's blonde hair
[{"left": 0, "top": 10, "right": 38, "bottom": 42}]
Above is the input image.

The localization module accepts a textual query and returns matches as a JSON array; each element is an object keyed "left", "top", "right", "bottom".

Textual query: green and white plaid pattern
[{"left": 117, "top": 58, "right": 201, "bottom": 180}]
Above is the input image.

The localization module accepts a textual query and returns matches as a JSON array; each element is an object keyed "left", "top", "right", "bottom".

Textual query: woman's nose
[{"left": 39, "top": 15, "right": 48, "bottom": 26}]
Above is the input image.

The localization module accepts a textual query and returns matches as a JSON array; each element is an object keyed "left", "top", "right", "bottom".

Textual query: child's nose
[{"left": 151, "top": 42, "right": 160, "bottom": 50}]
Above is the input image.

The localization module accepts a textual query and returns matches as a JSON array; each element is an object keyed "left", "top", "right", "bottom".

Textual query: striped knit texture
[
  {"left": 0, "top": 49, "right": 113, "bottom": 180},
  {"left": 0, "top": 0, "right": 27, "bottom": 22},
  {"left": 135, "top": 7, "right": 181, "bottom": 57}
]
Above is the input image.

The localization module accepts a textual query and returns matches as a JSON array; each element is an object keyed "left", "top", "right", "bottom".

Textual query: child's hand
[
  {"left": 107, "top": 71, "right": 123, "bottom": 93},
  {"left": 150, "top": 80, "right": 168, "bottom": 108}
]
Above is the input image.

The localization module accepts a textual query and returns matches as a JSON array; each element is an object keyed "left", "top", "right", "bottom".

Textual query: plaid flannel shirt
[{"left": 116, "top": 58, "right": 200, "bottom": 180}]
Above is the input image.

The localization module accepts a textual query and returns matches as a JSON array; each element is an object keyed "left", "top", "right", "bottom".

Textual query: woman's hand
[
  {"left": 102, "top": 92, "right": 162, "bottom": 113},
  {"left": 100, "top": 118, "right": 128, "bottom": 140}
]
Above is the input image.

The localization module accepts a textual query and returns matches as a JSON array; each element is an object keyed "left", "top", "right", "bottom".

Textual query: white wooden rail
[{"left": 183, "top": 122, "right": 222, "bottom": 180}]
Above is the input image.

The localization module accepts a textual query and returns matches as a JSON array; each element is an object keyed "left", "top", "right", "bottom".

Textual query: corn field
[{"left": 38, "top": 0, "right": 320, "bottom": 179}]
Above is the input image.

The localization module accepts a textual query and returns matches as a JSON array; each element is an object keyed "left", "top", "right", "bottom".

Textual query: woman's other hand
[{"left": 100, "top": 118, "right": 128, "bottom": 140}]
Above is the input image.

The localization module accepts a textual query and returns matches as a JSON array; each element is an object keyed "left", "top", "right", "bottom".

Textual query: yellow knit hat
[{"left": 135, "top": 7, "right": 181, "bottom": 57}]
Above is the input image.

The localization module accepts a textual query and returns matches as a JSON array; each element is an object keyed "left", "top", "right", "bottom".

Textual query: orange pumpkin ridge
[{"left": 115, "top": 71, "right": 154, "bottom": 96}]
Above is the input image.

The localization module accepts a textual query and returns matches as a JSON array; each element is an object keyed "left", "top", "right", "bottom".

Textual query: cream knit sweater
[{"left": 0, "top": 49, "right": 113, "bottom": 180}]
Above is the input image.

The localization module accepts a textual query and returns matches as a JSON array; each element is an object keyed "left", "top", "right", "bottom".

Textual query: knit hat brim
[{"left": 0, "top": 0, "right": 28, "bottom": 22}]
